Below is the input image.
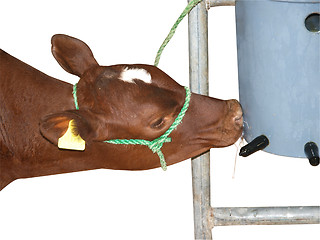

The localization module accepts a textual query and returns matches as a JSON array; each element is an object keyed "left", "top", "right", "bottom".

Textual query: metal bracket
[{"left": 206, "top": 0, "right": 235, "bottom": 9}]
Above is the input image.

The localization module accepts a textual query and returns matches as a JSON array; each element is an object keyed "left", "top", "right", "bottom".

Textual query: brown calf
[{"left": 0, "top": 34, "right": 243, "bottom": 190}]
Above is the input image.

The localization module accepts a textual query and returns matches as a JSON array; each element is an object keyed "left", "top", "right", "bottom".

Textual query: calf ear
[
  {"left": 51, "top": 34, "right": 99, "bottom": 77},
  {"left": 40, "top": 110, "right": 107, "bottom": 150}
]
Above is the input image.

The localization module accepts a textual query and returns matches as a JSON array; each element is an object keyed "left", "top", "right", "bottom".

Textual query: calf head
[{"left": 40, "top": 34, "right": 243, "bottom": 169}]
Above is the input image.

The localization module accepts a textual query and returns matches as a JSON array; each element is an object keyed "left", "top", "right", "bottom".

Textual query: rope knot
[
  {"left": 148, "top": 137, "right": 172, "bottom": 171},
  {"left": 148, "top": 137, "right": 172, "bottom": 153}
]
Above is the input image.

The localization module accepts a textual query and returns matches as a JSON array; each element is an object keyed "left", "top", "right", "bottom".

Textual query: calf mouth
[
  {"left": 215, "top": 99, "right": 244, "bottom": 147},
  {"left": 230, "top": 99, "right": 244, "bottom": 136}
]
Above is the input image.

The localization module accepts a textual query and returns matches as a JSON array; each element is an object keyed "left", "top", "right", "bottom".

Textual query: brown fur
[{"left": 0, "top": 34, "right": 243, "bottom": 190}]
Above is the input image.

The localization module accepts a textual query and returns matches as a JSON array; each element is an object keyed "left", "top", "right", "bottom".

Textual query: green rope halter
[
  {"left": 154, "top": 0, "right": 203, "bottom": 66},
  {"left": 71, "top": 0, "right": 201, "bottom": 169},
  {"left": 73, "top": 84, "right": 79, "bottom": 110},
  {"left": 72, "top": 84, "right": 191, "bottom": 171}
]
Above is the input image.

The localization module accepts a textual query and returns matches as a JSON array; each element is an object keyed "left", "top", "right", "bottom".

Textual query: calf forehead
[
  {"left": 96, "top": 77, "right": 178, "bottom": 112},
  {"left": 87, "top": 65, "right": 183, "bottom": 111}
]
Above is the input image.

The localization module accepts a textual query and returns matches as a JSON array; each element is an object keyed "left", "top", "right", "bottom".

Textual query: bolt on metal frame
[{"left": 188, "top": 0, "right": 320, "bottom": 239}]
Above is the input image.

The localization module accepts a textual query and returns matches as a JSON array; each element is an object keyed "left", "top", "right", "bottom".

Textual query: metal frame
[{"left": 188, "top": 0, "right": 320, "bottom": 239}]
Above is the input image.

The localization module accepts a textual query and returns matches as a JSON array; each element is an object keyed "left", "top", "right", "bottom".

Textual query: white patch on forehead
[{"left": 119, "top": 67, "right": 152, "bottom": 84}]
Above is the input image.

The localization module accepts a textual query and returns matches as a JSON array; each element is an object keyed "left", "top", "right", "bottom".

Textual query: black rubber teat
[
  {"left": 304, "top": 142, "right": 320, "bottom": 166},
  {"left": 239, "top": 135, "right": 269, "bottom": 157}
]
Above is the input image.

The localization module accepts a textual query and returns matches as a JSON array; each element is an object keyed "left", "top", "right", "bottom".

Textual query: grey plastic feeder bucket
[{"left": 236, "top": 0, "right": 320, "bottom": 158}]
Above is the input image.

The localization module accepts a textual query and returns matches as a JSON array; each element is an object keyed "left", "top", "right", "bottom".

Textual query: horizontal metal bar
[
  {"left": 212, "top": 206, "right": 320, "bottom": 226},
  {"left": 206, "top": 0, "right": 235, "bottom": 9}
]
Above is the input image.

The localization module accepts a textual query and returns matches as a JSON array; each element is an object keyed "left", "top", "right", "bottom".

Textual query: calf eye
[{"left": 151, "top": 117, "right": 165, "bottom": 129}]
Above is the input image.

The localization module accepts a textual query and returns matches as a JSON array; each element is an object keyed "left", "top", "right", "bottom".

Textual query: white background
[{"left": 0, "top": 0, "right": 319, "bottom": 239}]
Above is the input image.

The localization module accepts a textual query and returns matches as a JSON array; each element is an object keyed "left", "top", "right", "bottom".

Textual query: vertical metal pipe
[{"left": 188, "top": 1, "right": 212, "bottom": 239}]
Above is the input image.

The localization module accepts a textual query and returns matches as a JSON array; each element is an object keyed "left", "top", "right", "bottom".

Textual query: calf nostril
[
  {"left": 234, "top": 110, "right": 243, "bottom": 125},
  {"left": 234, "top": 115, "right": 243, "bottom": 124},
  {"left": 235, "top": 115, "right": 243, "bottom": 122},
  {"left": 226, "top": 99, "right": 243, "bottom": 124},
  {"left": 233, "top": 105, "right": 243, "bottom": 118}
]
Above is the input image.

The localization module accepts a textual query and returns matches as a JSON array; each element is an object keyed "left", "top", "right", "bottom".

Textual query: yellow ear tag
[{"left": 58, "top": 119, "right": 86, "bottom": 151}]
